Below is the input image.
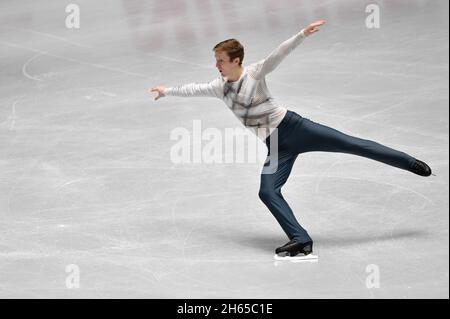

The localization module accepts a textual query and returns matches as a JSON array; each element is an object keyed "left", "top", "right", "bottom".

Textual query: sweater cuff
[
  {"left": 300, "top": 29, "right": 306, "bottom": 38},
  {"left": 164, "top": 87, "right": 172, "bottom": 95}
]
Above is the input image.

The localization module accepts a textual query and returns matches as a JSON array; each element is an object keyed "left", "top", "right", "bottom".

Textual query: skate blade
[{"left": 273, "top": 253, "right": 318, "bottom": 262}]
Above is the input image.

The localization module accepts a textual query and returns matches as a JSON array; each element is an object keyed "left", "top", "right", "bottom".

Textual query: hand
[
  {"left": 304, "top": 19, "right": 326, "bottom": 37},
  {"left": 150, "top": 86, "right": 166, "bottom": 101}
]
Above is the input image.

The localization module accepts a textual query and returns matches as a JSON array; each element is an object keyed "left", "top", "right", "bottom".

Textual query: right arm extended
[{"left": 150, "top": 77, "right": 223, "bottom": 101}]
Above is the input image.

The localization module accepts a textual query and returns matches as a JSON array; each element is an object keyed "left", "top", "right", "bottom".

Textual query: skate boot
[
  {"left": 410, "top": 159, "right": 433, "bottom": 177},
  {"left": 275, "top": 239, "right": 296, "bottom": 254},
  {"left": 275, "top": 240, "right": 313, "bottom": 257}
]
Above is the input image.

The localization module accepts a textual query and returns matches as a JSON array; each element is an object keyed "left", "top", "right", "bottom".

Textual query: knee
[{"left": 258, "top": 186, "right": 277, "bottom": 204}]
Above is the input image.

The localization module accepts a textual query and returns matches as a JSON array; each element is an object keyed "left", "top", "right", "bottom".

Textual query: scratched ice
[{"left": 0, "top": 0, "right": 448, "bottom": 298}]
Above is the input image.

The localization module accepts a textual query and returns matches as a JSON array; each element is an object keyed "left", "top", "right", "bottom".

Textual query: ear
[{"left": 232, "top": 57, "right": 240, "bottom": 65}]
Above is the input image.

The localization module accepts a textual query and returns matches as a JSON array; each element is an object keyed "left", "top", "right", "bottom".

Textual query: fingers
[
  {"left": 306, "top": 21, "right": 324, "bottom": 35},
  {"left": 313, "top": 19, "right": 326, "bottom": 26},
  {"left": 308, "top": 20, "right": 326, "bottom": 33},
  {"left": 149, "top": 87, "right": 161, "bottom": 101}
]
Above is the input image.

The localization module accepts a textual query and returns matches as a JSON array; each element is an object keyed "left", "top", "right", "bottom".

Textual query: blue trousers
[{"left": 259, "top": 110, "right": 417, "bottom": 243}]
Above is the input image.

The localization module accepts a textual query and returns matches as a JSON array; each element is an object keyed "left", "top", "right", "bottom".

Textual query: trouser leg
[
  {"left": 259, "top": 154, "right": 312, "bottom": 243},
  {"left": 293, "top": 118, "right": 416, "bottom": 171}
]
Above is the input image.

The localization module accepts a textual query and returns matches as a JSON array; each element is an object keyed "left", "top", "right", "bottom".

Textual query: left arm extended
[{"left": 250, "top": 20, "right": 326, "bottom": 80}]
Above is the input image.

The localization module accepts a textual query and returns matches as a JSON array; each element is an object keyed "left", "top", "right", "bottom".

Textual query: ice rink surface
[{"left": 0, "top": 0, "right": 448, "bottom": 298}]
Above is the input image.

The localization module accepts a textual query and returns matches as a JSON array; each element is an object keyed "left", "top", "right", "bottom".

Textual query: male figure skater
[{"left": 151, "top": 20, "right": 433, "bottom": 257}]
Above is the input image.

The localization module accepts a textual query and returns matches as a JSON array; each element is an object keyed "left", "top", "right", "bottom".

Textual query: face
[{"left": 215, "top": 50, "right": 239, "bottom": 77}]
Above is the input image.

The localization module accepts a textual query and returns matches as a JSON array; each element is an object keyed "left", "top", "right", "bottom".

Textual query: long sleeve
[
  {"left": 248, "top": 29, "right": 307, "bottom": 80},
  {"left": 164, "top": 77, "right": 223, "bottom": 98}
]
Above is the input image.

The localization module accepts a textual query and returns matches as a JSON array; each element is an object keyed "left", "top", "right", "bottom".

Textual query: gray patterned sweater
[{"left": 164, "top": 29, "right": 307, "bottom": 141}]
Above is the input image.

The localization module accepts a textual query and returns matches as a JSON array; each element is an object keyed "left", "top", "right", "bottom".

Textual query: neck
[{"left": 227, "top": 66, "right": 244, "bottom": 82}]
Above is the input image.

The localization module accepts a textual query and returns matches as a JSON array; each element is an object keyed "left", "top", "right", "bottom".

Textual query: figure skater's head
[{"left": 213, "top": 39, "right": 244, "bottom": 77}]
